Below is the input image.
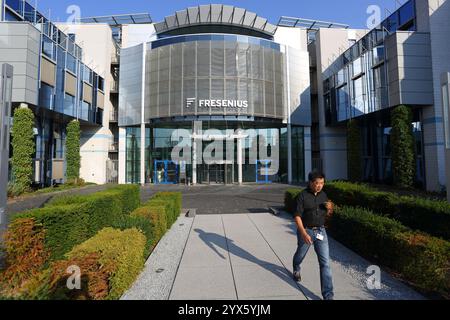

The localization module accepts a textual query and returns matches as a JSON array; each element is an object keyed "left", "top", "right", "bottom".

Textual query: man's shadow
[{"left": 194, "top": 228, "right": 321, "bottom": 300}]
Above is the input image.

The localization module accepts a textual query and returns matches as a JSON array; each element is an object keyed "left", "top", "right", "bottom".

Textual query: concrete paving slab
[
  {"left": 169, "top": 266, "right": 237, "bottom": 300},
  {"left": 232, "top": 264, "right": 306, "bottom": 299}
]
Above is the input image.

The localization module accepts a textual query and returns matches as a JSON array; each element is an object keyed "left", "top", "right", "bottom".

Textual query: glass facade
[
  {"left": 323, "top": 0, "right": 416, "bottom": 125},
  {"left": 140, "top": 35, "right": 285, "bottom": 125},
  {"left": 125, "top": 122, "right": 305, "bottom": 185},
  {"left": 361, "top": 110, "right": 424, "bottom": 186}
]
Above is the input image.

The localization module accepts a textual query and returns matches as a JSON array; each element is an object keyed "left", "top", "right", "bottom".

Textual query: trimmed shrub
[
  {"left": 347, "top": 118, "right": 362, "bottom": 182},
  {"left": 66, "top": 120, "right": 81, "bottom": 182},
  {"left": 131, "top": 205, "right": 167, "bottom": 253},
  {"left": 0, "top": 218, "right": 49, "bottom": 298},
  {"left": 148, "top": 192, "right": 182, "bottom": 228},
  {"left": 324, "top": 181, "right": 450, "bottom": 240},
  {"left": 11, "top": 107, "right": 35, "bottom": 195},
  {"left": 328, "top": 206, "right": 450, "bottom": 297},
  {"left": 110, "top": 214, "right": 154, "bottom": 258},
  {"left": 46, "top": 252, "right": 113, "bottom": 300},
  {"left": 391, "top": 105, "right": 415, "bottom": 188},
  {"left": 64, "top": 228, "right": 146, "bottom": 300},
  {"left": 284, "top": 188, "right": 303, "bottom": 214},
  {"left": 48, "top": 184, "right": 140, "bottom": 215},
  {"left": 14, "top": 199, "right": 124, "bottom": 262}
]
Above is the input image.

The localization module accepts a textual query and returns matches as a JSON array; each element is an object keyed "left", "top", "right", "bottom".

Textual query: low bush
[
  {"left": 284, "top": 188, "right": 303, "bottom": 214},
  {"left": 329, "top": 206, "right": 450, "bottom": 297},
  {"left": 46, "top": 228, "right": 146, "bottom": 300},
  {"left": 324, "top": 181, "right": 450, "bottom": 241},
  {"left": 48, "top": 184, "right": 140, "bottom": 215},
  {"left": 1, "top": 185, "right": 142, "bottom": 297},
  {"left": 131, "top": 205, "right": 167, "bottom": 254},
  {"left": 148, "top": 192, "right": 182, "bottom": 228},
  {"left": 0, "top": 218, "right": 49, "bottom": 299}
]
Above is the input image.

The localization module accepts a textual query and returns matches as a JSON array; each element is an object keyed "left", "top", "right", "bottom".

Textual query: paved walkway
[{"left": 124, "top": 210, "right": 425, "bottom": 300}]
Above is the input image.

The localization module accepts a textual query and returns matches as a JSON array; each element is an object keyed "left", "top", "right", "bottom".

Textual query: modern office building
[
  {"left": 1, "top": 0, "right": 450, "bottom": 191},
  {"left": 302, "top": 0, "right": 450, "bottom": 192},
  {"left": 117, "top": 5, "right": 317, "bottom": 185},
  {"left": 0, "top": 0, "right": 108, "bottom": 186}
]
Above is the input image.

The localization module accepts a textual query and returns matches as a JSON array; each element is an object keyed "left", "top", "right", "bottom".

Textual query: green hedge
[
  {"left": 130, "top": 205, "right": 167, "bottom": 256},
  {"left": 329, "top": 206, "right": 450, "bottom": 297},
  {"left": 284, "top": 188, "right": 303, "bottom": 214},
  {"left": 49, "top": 227, "right": 146, "bottom": 300},
  {"left": 148, "top": 192, "right": 182, "bottom": 228},
  {"left": 324, "top": 181, "right": 450, "bottom": 241},
  {"left": 110, "top": 215, "right": 154, "bottom": 258},
  {"left": 48, "top": 185, "right": 140, "bottom": 215}
]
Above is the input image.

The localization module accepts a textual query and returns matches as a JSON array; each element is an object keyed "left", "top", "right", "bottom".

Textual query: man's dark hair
[{"left": 308, "top": 171, "right": 326, "bottom": 182}]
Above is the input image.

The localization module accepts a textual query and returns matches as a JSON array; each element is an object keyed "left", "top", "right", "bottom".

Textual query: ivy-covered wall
[
  {"left": 391, "top": 105, "right": 415, "bottom": 188},
  {"left": 66, "top": 120, "right": 81, "bottom": 182},
  {"left": 11, "top": 107, "right": 35, "bottom": 195}
]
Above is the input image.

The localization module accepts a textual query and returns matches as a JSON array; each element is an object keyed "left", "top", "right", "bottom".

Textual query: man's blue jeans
[{"left": 293, "top": 227, "right": 334, "bottom": 300}]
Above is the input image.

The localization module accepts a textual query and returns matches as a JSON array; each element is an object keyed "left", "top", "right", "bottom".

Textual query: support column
[
  {"left": 192, "top": 133, "right": 197, "bottom": 185},
  {"left": 288, "top": 124, "right": 293, "bottom": 184},
  {"left": 140, "top": 123, "right": 145, "bottom": 186},
  {"left": 237, "top": 129, "right": 243, "bottom": 185},
  {"left": 139, "top": 43, "right": 146, "bottom": 186}
]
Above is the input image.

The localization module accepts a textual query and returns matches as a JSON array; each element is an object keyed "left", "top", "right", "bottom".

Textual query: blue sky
[{"left": 31, "top": 0, "right": 409, "bottom": 29}]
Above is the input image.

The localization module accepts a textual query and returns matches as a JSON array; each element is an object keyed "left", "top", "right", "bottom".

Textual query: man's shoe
[{"left": 293, "top": 271, "right": 302, "bottom": 282}]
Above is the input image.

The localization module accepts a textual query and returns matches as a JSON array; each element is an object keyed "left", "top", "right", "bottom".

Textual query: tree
[
  {"left": 66, "top": 120, "right": 81, "bottom": 183},
  {"left": 347, "top": 118, "right": 362, "bottom": 182},
  {"left": 391, "top": 105, "right": 415, "bottom": 188},
  {"left": 11, "top": 107, "right": 35, "bottom": 195}
]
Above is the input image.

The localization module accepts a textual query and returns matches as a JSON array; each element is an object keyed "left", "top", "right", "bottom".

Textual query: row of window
[
  {"left": 324, "top": 49, "right": 388, "bottom": 124},
  {"left": 327, "top": 0, "right": 416, "bottom": 73}
]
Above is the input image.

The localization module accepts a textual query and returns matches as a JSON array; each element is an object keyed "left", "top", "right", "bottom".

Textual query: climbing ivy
[
  {"left": 66, "top": 120, "right": 81, "bottom": 183},
  {"left": 11, "top": 107, "right": 35, "bottom": 195},
  {"left": 391, "top": 105, "right": 415, "bottom": 188}
]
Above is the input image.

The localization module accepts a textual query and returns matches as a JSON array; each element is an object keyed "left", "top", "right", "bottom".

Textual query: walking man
[{"left": 293, "top": 171, "right": 334, "bottom": 300}]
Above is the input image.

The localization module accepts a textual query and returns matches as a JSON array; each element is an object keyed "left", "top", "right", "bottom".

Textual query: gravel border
[{"left": 121, "top": 214, "right": 194, "bottom": 300}]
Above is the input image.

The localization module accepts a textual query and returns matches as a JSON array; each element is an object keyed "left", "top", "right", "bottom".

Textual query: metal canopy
[
  {"left": 77, "top": 13, "right": 152, "bottom": 26},
  {"left": 277, "top": 16, "right": 349, "bottom": 30},
  {"left": 154, "top": 4, "right": 278, "bottom": 36}
]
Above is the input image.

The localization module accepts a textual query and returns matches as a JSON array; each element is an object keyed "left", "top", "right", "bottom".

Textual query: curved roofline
[{"left": 154, "top": 4, "right": 278, "bottom": 37}]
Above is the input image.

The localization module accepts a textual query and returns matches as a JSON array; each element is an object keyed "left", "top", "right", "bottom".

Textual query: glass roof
[
  {"left": 77, "top": 13, "right": 152, "bottom": 26},
  {"left": 278, "top": 16, "right": 349, "bottom": 30}
]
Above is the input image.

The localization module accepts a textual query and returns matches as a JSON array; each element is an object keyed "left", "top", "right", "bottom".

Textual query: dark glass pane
[{"left": 399, "top": 0, "right": 415, "bottom": 26}]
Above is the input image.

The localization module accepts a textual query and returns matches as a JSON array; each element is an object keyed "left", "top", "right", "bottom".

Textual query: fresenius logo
[{"left": 186, "top": 98, "right": 196, "bottom": 108}]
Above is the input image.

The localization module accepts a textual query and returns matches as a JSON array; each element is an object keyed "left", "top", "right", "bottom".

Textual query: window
[
  {"left": 64, "top": 94, "right": 76, "bottom": 117},
  {"left": 42, "top": 35, "right": 56, "bottom": 60},
  {"left": 372, "top": 46, "right": 385, "bottom": 65},
  {"left": 442, "top": 84, "right": 450, "bottom": 149},
  {"left": 352, "top": 76, "right": 365, "bottom": 117},
  {"left": 399, "top": 0, "right": 415, "bottom": 27},
  {"left": 80, "top": 101, "right": 91, "bottom": 121},
  {"left": 39, "top": 83, "right": 54, "bottom": 109},
  {"left": 98, "top": 77, "right": 105, "bottom": 91},
  {"left": 83, "top": 66, "right": 93, "bottom": 84},
  {"left": 336, "top": 69, "right": 346, "bottom": 86},
  {"left": 337, "top": 85, "right": 349, "bottom": 122},
  {"left": 5, "top": 9, "right": 21, "bottom": 21},
  {"left": 66, "top": 53, "right": 77, "bottom": 74},
  {"left": 352, "top": 57, "right": 363, "bottom": 76},
  {"left": 6, "top": 0, "right": 24, "bottom": 16},
  {"left": 23, "top": 2, "right": 35, "bottom": 23}
]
